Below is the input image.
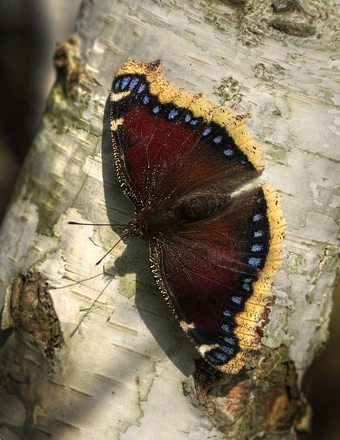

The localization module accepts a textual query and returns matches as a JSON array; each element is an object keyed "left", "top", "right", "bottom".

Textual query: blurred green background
[{"left": 0, "top": 1, "right": 338, "bottom": 438}]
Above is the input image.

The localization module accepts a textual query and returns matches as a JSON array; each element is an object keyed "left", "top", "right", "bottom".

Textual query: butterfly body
[
  {"left": 110, "top": 60, "right": 286, "bottom": 374},
  {"left": 128, "top": 192, "right": 232, "bottom": 239}
]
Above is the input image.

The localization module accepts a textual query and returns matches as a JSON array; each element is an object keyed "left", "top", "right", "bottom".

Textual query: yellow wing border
[{"left": 112, "top": 59, "right": 264, "bottom": 172}]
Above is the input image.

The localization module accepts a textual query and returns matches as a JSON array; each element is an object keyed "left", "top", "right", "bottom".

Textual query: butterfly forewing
[{"left": 111, "top": 61, "right": 262, "bottom": 210}]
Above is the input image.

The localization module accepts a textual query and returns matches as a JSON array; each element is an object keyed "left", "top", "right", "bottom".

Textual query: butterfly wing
[
  {"left": 110, "top": 60, "right": 286, "bottom": 374},
  {"left": 150, "top": 184, "right": 285, "bottom": 374},
  {"left": 110, "top": 60, "right": 264, "bottom": 212}
]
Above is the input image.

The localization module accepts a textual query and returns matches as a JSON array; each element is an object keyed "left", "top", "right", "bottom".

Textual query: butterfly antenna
[
  {"left": 68, "top": 221, "right": 125, "bottom": 227},
  {"left": 95, "top": 235, "right": 127, "bottom": 266},
  {"left": 68, "top": 220, "right": 131, "bottom": 266}
]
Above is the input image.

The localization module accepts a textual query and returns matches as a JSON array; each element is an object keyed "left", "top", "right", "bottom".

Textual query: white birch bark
[{"left": 0, "top": 0, "right": 339, "bottom": 439}]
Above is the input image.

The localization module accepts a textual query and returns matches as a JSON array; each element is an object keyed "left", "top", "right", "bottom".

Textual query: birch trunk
[{"left": 0, "top": 0, "right": 339, "bottom": 439}]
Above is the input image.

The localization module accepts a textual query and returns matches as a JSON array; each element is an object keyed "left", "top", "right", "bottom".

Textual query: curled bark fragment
[
  {"left": 191, "top": 346, "right": 312, "bottom": 437},
  {"left": 2, "top": 271, "right": 64, "bottom": 358}
]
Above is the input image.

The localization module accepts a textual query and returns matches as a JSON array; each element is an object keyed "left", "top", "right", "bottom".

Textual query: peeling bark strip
[
  {"left": 0, "top": 0, "right": 339, "bottom": 439},
  {"left": 2, "top": 272, "right": 64, "bottom": 358}
]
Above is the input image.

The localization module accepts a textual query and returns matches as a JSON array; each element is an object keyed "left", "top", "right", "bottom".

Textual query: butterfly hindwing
[
  {"left": 149, "top": 184, "right": 284, "bottom": 373},
  {"left": 110, "top": 60, "right": 286, "bottom": 374}
]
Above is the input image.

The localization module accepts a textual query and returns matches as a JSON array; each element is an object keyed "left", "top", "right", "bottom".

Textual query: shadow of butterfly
[{"left": 110, "top": 59, "right": 286, "bottom": 374}]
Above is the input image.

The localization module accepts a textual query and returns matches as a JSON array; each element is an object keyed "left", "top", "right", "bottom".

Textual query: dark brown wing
[
  {"left": 110, "top": 60, "right": 264, "bottom": 212},
  {"left": 150, "top": 184, "right": 285, "bottom": 374}
]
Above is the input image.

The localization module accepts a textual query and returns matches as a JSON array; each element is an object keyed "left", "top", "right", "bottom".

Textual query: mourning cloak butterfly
[{"left": 110, "top": 59, "right": 286, "bottom": 374}]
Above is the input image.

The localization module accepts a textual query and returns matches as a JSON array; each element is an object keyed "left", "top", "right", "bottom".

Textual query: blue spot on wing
[
  {"left": 137, "top": 83, "right": 146, "bottom": 94},
  {"left": 213, "top": 135, "right": 223, "bottom": 143},
  {"left": 114, "top": 79, "right": 121, "bottom": 91},
  {"left": 129, "top": 78, "right": 139, "bottom": 90},
  {"left": 251, "top": 244, "right": 262, "bottom": 252},
  {"left": 213, "top": 351, "right": 229, "bottom": 361},
  {"left": 121, "top": 76, "right": 130, "bottom": 90},
  {"left": 253, "top": 214, "right": 262, "bottom": 222},
  {"left": 224, "top": 337, "right": 235, "bottom": 345},
  {"left": 169, "top": 109, "right": 178, "bottom": 120},
  {"left": 242, "top": 283, "right": 250, "bottom": 291},
  {"left": 242, "top": 277, "right": 253, "bottom": 291},
  {"left": 249, "top": 257, "right": 261, "bottom": 267},
  {"left": 219, "top": 346, "right": 234, "bottom": 356}
]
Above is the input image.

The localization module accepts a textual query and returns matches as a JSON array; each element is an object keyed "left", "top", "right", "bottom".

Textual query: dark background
[{"left": 0, "top": 1, "right": 338, "bottom": 438}]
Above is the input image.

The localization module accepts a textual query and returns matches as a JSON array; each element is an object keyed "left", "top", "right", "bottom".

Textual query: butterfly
[{"left": 109, "top": 59, "right": 286, "bottom": 374}]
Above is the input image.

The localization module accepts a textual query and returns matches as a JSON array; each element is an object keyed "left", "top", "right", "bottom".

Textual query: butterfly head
[{"left": 121, "top": 218, "right": 145, "bottom": 238}]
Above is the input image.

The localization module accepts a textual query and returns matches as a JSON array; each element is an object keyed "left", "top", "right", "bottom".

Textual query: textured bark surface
[{"left": 0, "top": 0, "right": 339, "bottom": 439}]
